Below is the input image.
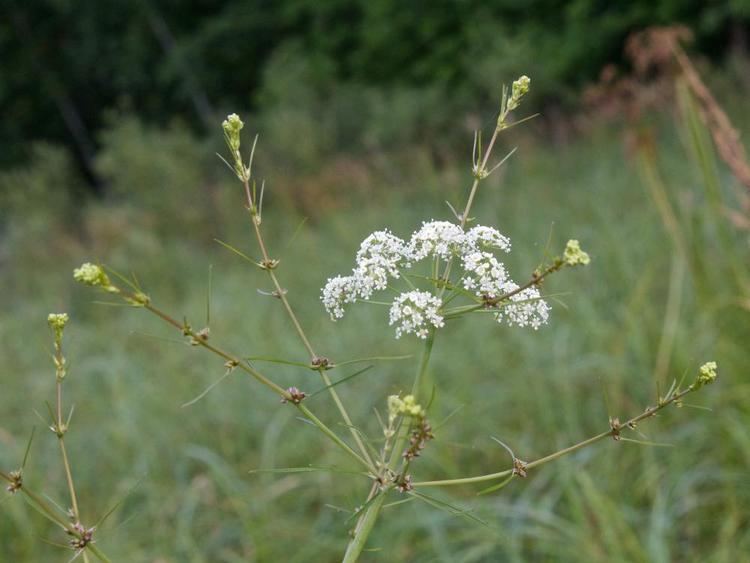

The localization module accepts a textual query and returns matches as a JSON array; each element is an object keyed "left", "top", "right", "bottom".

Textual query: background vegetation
[{"left": 1, "top": 3, "right": 749, "bottom": 561}]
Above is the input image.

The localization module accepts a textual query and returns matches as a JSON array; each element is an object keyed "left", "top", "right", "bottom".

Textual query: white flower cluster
[
  {"left": 496, "top": 285, "right": 550, "bottom": 330},
  {"left": 355, "top": 230, "right": 405, "bottom": 296},
  {"left": 461, "top": 251, "right": 508, "bottom": 296},
  {"left": 406, "top": 221, "right": 466, "bottom": 261},
  {"left": 389, "top": 291, "right": 444, "bottom": 339},
  {"left": 321, "top": 220, "right": 550, "bottom": 337}
]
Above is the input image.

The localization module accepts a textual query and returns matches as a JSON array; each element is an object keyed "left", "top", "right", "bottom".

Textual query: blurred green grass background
[{"left": 2, "top": 77, "right": 749, "bottom": 561}]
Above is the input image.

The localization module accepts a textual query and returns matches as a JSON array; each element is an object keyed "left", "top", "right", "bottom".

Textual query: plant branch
[
  {"left": 413, "top": 384, "right": 697, "bottom": 488},
  {"left": 241, "top": 177, "right": 376, "bottom": 471},
  {"left": 140, "top": 301, "right": 370, "bottom": 470}
]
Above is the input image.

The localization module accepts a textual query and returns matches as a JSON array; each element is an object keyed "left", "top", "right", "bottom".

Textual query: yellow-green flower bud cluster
[
  {"left": 695, "top": 361, "right": 718, "bottom": 388},
  {"left": 47, "top": 313, "right": 69, "bottom": 333},
  {"left": 388, "top": 394, "right": 424, "bottom": 423},
  {"left": 563, "top": 239, "right": 590, "bottom": 267},
  {"left": 73, "top": 263, "right": 114, "bottom": 290},
  {"left": 222, "top": 113, "right": 244, "bottom": 153},
  {"left": 222, "top": 113, "right": 251, "bottom": 181},
  {"left": 507, "top": 75, "right": 531, "bottom": 112}
]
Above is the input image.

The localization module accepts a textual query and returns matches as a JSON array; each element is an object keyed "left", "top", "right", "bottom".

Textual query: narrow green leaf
[
  {"left": 335, "top": 355, "right": 412, "bottom": 367},
  {"left": 214, "top": 238, "right": 262, "bottom": 267},
  {"left": 382, "top": 497, "right": 416, "bottom": 509},
  {"left": 477, "top": 474, "right": 514, "bottom": 495},
  {"left": 408, "top": 491, "right": 488, "bottom": 527},
  {"left": 309, "top": 366, "right": 374, "bottom": 398},
  {"left": 95, "top": 475, "right": 146, "bottom": 528},
  {"left": 22, "top": 427, "right": 36, "bottom": 469},
  {"left": 619, "top": 437, "right": 674, "bottom": 448},
  {"left": 244, "top": 355, "right": 309, "bottom": 368},
  {"left": 181, "top": 367, "right": 234, "bottom": 408},
  {"left": 249, "top": 466, "right": 366, "bottom": 476}
]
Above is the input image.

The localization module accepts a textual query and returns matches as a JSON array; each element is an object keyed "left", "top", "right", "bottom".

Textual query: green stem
[
  {"left": 341, "top": 492, "right": 387, "bottom": 563},
  {"left": 87, "top": 544, "right": 112, "bottom": 563},
  {"left": 141, "top": 301, "right": 370, "bottom": 470},
  {"left": 317, "top": 368, "right": 376, "bottom": 471},
  {"left": 411, "top": 330, "right": 436, "bottom": 400},
  {"left": 296, "top": 404, "right": 371, "bottom": 470},
  {"left": 413, "top": 385, "right": 696, "bottom": 488},
  {"left": 243, "top": 179, "right": 375, "bottom": 470}
]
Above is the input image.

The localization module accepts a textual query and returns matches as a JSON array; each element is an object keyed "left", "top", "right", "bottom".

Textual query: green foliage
[{"left": 94, "top": 115, "right": 214, "bottom": 235}]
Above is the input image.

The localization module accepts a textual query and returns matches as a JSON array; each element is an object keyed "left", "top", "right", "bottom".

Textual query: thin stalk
[
  {"left": 242, "top": 177, "right": 375, "bottom": 471},
  {"left": 53, "top": 333, "right": 91, "bottom": 563},
  {"left": 436, "top": 123, "right": 504, "bottom": 299},
  {"left": 140, "top": 300, "right": 370, "bottom": 470},
  {"left": 143, "top": 302, "right": 287, "bottom": 397},
  {"left": 460, "top": 125, "right": 500, "bottom": 229},
  {"left": 296, "top": 404, "right": 370, "bottom": 470},
  {"left": 1, "top": 472, "right": 108, "bottom": 560},
  {"left": 413, "top": 385, "right": 696, "bottom": 488},
  {"left": 55, "top": 385, "right": 80, "bottom": 521},
  {"left": 442, "top": 262, "right": 563, "bottom": 319},
  {"left": 1, "top": 471, "right": 70, "bottom": 529}
]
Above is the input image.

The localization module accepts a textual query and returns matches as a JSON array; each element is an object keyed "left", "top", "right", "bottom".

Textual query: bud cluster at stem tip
[
  {"left": 222, "top": 113, "right": 244, "bottom": 152},
  {"left": 505, "top": 75, "right": 531, "bottom": 114},
  {"left": 694, "top": 361, "right": 718, "bottom": 388},
  {"left": 222, "top": 113, "right": 251, "bottom": 181},
  {"left": 47, "top": 313, "right": 69, "bottom": 334},
  {"left": 563, "top": 239, "right": 590, "bottom": 266},
  {"left": 73, "top": 263, "right": 114, "bottom": 290}
]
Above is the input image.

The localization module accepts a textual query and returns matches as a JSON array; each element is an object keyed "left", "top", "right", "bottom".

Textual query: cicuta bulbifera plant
[{"left": 3, "top": 75, "right": 717, "bottom": 561}]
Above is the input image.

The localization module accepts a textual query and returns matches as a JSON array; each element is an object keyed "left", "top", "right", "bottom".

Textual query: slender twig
[
  {"left": 413, "top": 385, "right": 696, "bottom": 488},
  {"left": 241, "top": 176, "right": 376, "bottom": 471},
  {"left": 140, "top": 300, "right": 371, "bottom": 470}
]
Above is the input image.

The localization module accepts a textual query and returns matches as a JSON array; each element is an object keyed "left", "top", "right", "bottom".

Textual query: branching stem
[
  {"left": 413, "top": 385, "right": 696, "bottom": 488},
  {"left": 140, "top": 301, "right": 370, "bottom": 470},
  {"left": 242, "top": 177, "right": 376, "bottom": 471}
]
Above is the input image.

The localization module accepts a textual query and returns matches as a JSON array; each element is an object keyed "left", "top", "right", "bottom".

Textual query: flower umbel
[
  {"left": 389, "top": 291, "right": 444, "bottom": 339},
  {"left": 320, "top": 219, "right": 560, "bottom": 337}
]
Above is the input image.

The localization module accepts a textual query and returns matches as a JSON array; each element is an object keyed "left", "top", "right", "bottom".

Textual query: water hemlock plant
[{"left": 2, "top": 76, "right": 718, "bottom": 562}]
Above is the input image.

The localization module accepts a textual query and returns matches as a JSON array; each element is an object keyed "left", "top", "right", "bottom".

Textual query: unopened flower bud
[
  {"left": 512, "top": 75, "right": 531, "bottom": 100},
  {"left": 47, "top": 313, "right": 69, "bottom": 333},
  {"left": 563, "top": 239, "right": 590, "bottom": 266},
  {"left": 73, "top": 263, "right": 113, "bottom": 289},
  {"left": 694, "top": 361, "right": 718, "bottom": 388},
  {"left": 222, "top": 113, "right": 244, "bottom": 151}
]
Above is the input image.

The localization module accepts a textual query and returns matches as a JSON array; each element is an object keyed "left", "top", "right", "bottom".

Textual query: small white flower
[
  {"left": 461, "top": 251, "right": 509, "bottom": 298},
  {"left": 389, "top": 291, "right": 444, "bottom": 339},
  {"left": 354, "top": 230, "right": 406, "bottom": 295},
  {"left": 405, "top": 221, "right": 466, "bottom": 261},
  {"left": 321, "top": 275, "right": 358, "bottom": 320},
  {"left": 464, "top": 226, "right": 511, "bottom": 253},
  {"left": 496, "top": 284, "right": 550, "bottom": 329}
]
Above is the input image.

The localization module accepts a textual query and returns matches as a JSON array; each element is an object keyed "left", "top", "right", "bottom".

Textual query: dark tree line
[{"left": 1, "top": 0, "right": 748, "bottom": 180}]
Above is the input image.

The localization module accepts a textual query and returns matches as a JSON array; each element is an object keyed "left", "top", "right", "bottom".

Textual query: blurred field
[{"left": 1, "top": 91, "right": 749, "bottom": 562}]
